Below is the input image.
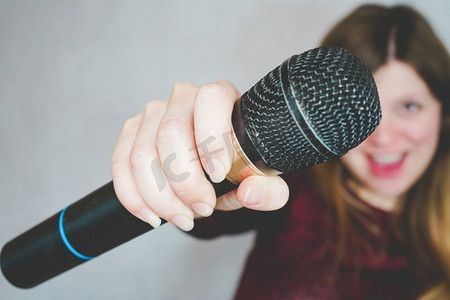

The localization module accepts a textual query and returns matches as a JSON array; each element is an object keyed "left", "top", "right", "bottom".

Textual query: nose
[{"left": 366, "top": 115, "right": 397, "bottom": 146}]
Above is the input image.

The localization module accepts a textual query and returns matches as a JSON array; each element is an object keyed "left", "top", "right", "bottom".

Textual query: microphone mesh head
[{"left": 241, "top": 47, "right": 381, "bottom": 172}]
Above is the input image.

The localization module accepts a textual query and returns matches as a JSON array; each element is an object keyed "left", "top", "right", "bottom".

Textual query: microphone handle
[{"left": 1, "top": 178, "right": 238, "bottom": 289}]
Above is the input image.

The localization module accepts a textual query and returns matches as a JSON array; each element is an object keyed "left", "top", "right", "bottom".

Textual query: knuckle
[
  {"left": 197, "top": 82, "right": 227, "bottom": 99},
  {"left": 217, "top": 191, "right": 242, "bottom": 211},
  {"left": 147, "top": 197, "right": 191, "bottom": 221},
  {"left": 122, "top": 116, "right": 140, "bottom": 132},
  {"left": 196, "top": 80, "right": 240, "bottom": 104},
  {"left": 156, "top": 118, "right": 185, "bottom": 142},
  {"left": 144, "top": 100, "right": 166, "bottom": 115},
  {"left": 171, "top": 81, "right": 197, "bottom": 96},
  {"left": 173, "top": 184, "right": 197, "bottom": 202},
  {"left": 129, "top": 143, "right": 152, "bottom": 168},
  {"left": 172, "top": 177, "right": 207, "bottom": 203},
  {"left": 144, "top": 197, "right": 166, "bottom": 214}
]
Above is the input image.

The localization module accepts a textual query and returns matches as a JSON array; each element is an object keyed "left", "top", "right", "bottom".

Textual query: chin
[{"left": 365, "top": 175, "right": 414, "bottom": 199}]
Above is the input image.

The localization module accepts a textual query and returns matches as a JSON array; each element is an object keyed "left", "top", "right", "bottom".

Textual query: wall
[{"left": 1, "top": 1, "right": 449, "bottom": 299}]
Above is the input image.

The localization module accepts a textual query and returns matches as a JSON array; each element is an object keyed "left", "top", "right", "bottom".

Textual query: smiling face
[{"left": 341, "top": 59, "right": 442, "bottom": 202}]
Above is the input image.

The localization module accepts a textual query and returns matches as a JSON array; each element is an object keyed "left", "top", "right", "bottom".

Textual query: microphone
[{"left": 1, "top": 47, "right": 381, "bottom": 289}]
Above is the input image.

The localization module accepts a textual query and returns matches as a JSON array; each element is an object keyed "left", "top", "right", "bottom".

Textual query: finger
[
  {"left": 193, "top": 79, "right": 241, "bottom": 183},
  {"left": 214, "top": 189, "right": 243, "bottom": 211},
  {"left": 111, "top": 113, "right": 162, "bottom": 229},
  {"left": 131, "top": 99, "right": 196, "bottom": 231},
  {"left": 215, "top": 175, "right": 290, "bottom": 211},
  {"left": 156, "top": 82, "right": 217, "bottom": 218}
]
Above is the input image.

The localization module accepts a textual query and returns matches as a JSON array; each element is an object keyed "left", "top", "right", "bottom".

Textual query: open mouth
[{"left": 367, "top": 153, "right": 406, "bottom": 177}]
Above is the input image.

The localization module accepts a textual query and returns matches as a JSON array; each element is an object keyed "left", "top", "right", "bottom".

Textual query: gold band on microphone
[{"left": 225, "top": 129, "right": 268, "bottom": 185}]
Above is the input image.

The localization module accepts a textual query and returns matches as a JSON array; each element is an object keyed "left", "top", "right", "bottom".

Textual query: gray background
[{"left": 1, "top": 0, "right": 449, "bottom": 299}]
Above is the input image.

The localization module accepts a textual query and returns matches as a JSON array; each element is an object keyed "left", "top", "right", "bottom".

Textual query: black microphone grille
[{"left": 241, "top": 47, "right": 381, "bottom": 172}]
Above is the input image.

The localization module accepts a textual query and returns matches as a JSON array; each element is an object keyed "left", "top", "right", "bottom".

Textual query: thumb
[{"left": 215, "top": 175, "right": 289, "bottom": 211}]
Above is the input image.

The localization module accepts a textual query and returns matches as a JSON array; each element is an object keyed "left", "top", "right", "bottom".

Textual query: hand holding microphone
[
  {"left": 1, "top": 47, "right": 381, "bottom": 288},
  {"left": 112, "top": 80, "right": 290, "bottom": 232}
]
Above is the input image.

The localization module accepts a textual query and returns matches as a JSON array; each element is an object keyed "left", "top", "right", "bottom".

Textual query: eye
[{"left": 399, "top": 101, "right": 421, "bottom": 114}]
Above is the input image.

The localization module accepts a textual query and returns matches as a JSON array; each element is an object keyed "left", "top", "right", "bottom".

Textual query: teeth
[{"left": 371, "top": 153, "right": 403, "bottom": 164}]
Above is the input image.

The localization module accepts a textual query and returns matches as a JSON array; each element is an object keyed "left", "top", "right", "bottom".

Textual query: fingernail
[
  {"left": 138, "top": 207, "right": 161, "bottom": 229},
  {"left": 243, "top": 184, "right": 263, "bottom": 207},
  {"left": 192, "top": 202, "right": 214, "bottom": 217},
  {"left": 206, "top": 158, "right": 225, "bottom": 183},
  {"left": 171, "top": 215, "right": 194, "bottom": 231}
]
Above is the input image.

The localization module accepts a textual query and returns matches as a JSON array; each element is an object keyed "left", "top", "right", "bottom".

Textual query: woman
[{"left": 111, "top": 4, "right": 450, "bottom": 299}]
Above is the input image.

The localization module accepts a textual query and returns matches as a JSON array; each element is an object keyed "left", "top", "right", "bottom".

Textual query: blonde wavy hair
[{"left": 313, "top": 4, "right": 450, "bottom": 299}]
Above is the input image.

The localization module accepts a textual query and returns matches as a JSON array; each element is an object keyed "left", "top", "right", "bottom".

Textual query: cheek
[
  {"left": 340, "top": 147, "right": 366, "bottom": 172},
  {"left": 403, "top": 119, "right": 441, "bottom": 145}
]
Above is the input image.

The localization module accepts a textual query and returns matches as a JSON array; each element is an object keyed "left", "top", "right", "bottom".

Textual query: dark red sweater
[{"left": 189, "top": 173, "right": 414, "bottom": 299}]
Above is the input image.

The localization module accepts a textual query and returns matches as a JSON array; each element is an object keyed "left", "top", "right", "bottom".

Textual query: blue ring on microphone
[{"left": 58, "top": 207, "right": 95, "bottom": 260}]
